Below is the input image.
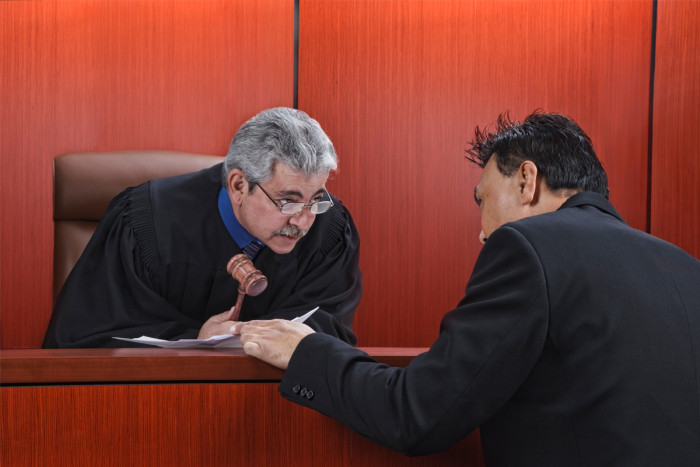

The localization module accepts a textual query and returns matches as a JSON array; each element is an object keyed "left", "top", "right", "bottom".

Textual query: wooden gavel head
[{"left": 227, "top": 254, "right": 268, "bottom": 296}]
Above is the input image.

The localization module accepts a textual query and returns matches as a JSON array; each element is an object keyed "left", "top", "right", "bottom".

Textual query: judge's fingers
[
  {"left": 205, "top": 309, "right": 236, "bottom": 325},
  {"left": 198, "top": 317, "right": 239, "bottom": 339}
]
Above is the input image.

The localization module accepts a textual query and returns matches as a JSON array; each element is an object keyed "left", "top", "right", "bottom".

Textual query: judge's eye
[{"left": 278, "top": 198, "right": 293, "bottom": 205}]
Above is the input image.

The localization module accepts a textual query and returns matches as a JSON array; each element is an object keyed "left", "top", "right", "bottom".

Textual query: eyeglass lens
[{"left": 280, "top": 200, "right": 332, "bottom": 215}]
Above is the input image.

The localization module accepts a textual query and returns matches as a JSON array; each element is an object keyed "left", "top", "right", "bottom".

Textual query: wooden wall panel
[
  {"left": 0, "top": 0, "right": 294, "bottom": 348},
  {"left": 1, "top": 384, "right": 485, "bottom": 466},
  {"left": 299, "top": 0, "right": 653, "bottom": 346},
  {"left": 651, "top": 0, "right": 700, "bottom": 258}
]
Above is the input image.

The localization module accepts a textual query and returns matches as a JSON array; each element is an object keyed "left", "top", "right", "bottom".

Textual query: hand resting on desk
[
  {"left": 197, "top": 309, "right": 240, "bottom": 339},
  {"left": 236, "top": 320, "right": 315, "bottom": 369}
]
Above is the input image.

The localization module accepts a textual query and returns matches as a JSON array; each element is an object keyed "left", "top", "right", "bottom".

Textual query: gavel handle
[{"left": 225, "top": 292, "right": 246, "bottom": 321}]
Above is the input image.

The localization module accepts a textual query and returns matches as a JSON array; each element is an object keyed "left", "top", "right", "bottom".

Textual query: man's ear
[
  {"left": 227, "top": 169, "right": 248, "bottom": 206},
  {"left": 518, "top": 160, "right": 539, "bottom": 205}
]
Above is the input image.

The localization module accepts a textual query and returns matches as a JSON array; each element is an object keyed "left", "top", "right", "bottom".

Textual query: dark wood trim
[{"left": 0, "top": 347, "right": 427, "bottom": 385}]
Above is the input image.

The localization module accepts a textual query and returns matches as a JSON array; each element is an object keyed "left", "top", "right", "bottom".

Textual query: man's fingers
[
  {"left": 236, "top": 319, "right": 281, "bottom": 334},
  {"left": 231, "top": 319, "right": 266, "bottom": 335},
  {"left": 236, "top": 320, "right": 304, "bottom": 370},
  {"left": 242, "top": 337, "right": 288, "bottom": 369},
  {"left": 242, "top": 340, "right": 262, "bottom": 357}
]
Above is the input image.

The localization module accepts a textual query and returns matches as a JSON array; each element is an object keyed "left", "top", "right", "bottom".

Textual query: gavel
[{"left": 224, "top": 253, "right": 268, "bottom": 321}]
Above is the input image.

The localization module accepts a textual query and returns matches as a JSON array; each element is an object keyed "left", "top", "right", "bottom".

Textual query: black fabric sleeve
[
  {"left": 43, "top": 185, "right": 203, "bottom": 348},
  {"left": 278, "top": 226, "right": 549, "bottom": 455}
]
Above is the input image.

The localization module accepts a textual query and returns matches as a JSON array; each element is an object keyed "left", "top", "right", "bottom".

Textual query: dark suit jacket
[{"left": 280, "top": 192, "right": 700, "bottom": 466}]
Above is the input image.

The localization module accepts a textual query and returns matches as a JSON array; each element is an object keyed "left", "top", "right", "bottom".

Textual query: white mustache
[{"left": 273, "top": 226, "right": 308, "bottom": 239}]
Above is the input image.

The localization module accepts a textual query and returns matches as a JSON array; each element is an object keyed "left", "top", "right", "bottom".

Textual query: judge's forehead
[{"left": 268, "top": 163, "right": 328, "bottom": 189}]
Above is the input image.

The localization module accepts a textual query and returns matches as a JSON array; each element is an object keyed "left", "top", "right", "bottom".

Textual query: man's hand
[
  {"left": 197, "top": 309, "right": 238, "bottom": 339},
  {"left": 236, "top": 320, "right": 315, "bottom": 369}
]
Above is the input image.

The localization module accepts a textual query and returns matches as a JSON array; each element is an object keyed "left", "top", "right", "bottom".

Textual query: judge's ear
[
  {"left": 517, "top": 160, "right": 539, "bottom": 205},
  {"left": 227, "top": 169, "right": 249, "bottom": 206}
]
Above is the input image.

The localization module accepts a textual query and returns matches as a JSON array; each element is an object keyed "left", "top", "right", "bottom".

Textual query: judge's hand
[
  {"left": 235, "top": 320, "right": 315, "bottom": 369},
  {"left": 197, "top": 309, "right": 238, "bottom": 339}
]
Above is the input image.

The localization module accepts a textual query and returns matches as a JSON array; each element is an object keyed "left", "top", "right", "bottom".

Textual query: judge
[
  {"left": 237, "top": 112, "right": 700, "bottom": 465},
  {"left": 43, "top": 107, "right": 362, "bottom": 348}
]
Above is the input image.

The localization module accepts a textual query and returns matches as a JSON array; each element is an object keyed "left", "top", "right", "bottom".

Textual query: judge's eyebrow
[{"left": 276, "top": 188, "right": 325, "bottom": 200}]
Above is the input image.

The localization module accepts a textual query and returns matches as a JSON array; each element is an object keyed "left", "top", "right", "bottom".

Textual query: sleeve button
[{"left": 292, "top": 385, "right": 301, "bottom": 394}]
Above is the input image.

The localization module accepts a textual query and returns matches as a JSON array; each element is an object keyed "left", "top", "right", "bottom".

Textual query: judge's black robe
[{"left": 43, "top": 163, "right": 362, "bottom": 348}]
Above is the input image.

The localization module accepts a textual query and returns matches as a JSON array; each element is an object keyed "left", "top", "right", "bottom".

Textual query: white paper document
[{"left": 112, "top": 307, "right": 318, "bottom": 349}]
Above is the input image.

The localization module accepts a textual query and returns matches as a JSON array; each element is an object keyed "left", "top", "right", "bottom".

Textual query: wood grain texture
[
  {"left": 0, "top": 385, "right": 484, "bottom": 466},
  {"left": 0, "top": 0, "right": 294, "bottom": 348},
  {"left": 0, "top": 348, "right": 484, "bottom": 466},
  {"left": 299, "top": 0, "right": 653, "bottom": 347},
  {"left": 0, "top": 347, "right": 427, "bottom": 384},
  {"left": 651, "top": 0, "right": 700, "bottom": 258}
]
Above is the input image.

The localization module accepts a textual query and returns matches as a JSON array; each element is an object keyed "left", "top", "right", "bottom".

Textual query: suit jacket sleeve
[{"left": 279, "top": 226, "right": 549, "bottom": 455}]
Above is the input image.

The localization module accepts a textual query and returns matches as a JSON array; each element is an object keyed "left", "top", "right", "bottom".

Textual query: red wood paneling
[
  {"left": 0, "top": 347, "right": 426, "bottom": 384},
  {"left": 299, "top": 0, "right": 653, "bottom": 346},
  {"left": 1, "top": 383, "right": 484, "bottom": 466},
  {"left": 0, "top": 0, "right": 294, "bottom": 348},
  {"left": 651, "top": 0, "right": 700, "bottom": 258}
]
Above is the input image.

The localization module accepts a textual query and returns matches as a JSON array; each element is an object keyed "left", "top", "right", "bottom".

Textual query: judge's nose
[
  {"left": 289, "top": 208, "right": 315, "bottom": 230},
  {"left": 479, "top": 230, "right": 488, "bottom": 244}
]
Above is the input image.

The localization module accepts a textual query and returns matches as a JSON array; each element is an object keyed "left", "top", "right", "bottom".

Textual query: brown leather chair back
[{"left": 53, "top": 150, "right": 223, "bottom": 299}]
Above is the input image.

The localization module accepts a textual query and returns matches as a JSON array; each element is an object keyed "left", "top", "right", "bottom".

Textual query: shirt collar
[{"left": 218, "top": 187, "right": 263, "bottom": 249}]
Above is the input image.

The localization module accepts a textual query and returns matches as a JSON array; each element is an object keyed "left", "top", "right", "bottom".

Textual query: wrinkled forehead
[
  {"left": 270, "top": 160, "right": 328, "bottom": 181},
  {"left": 268, "top": 161, "right": 329, "bottom": 193}
]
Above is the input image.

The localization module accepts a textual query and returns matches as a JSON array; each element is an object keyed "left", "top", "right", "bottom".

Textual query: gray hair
[{"left": 222, "top": 107, "right": 338, "bottom": 187}]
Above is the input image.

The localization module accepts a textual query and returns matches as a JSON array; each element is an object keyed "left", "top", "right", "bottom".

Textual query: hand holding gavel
[{"left": 224, "top": 253, "right": 268, "bottom": 321}]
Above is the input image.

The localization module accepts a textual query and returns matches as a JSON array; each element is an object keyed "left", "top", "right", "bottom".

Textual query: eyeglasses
[{"left": 254, "top": 183, "right": 334, "bottom": 215}]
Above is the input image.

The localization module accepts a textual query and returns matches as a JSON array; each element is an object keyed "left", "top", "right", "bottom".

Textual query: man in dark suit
[{"left": 236, "top": 111, "right": 700, "bottom": 466}]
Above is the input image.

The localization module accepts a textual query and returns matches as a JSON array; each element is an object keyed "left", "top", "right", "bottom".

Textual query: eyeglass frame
[{"left": 252, "top": 182, "right": 334, "bottom": 215}]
